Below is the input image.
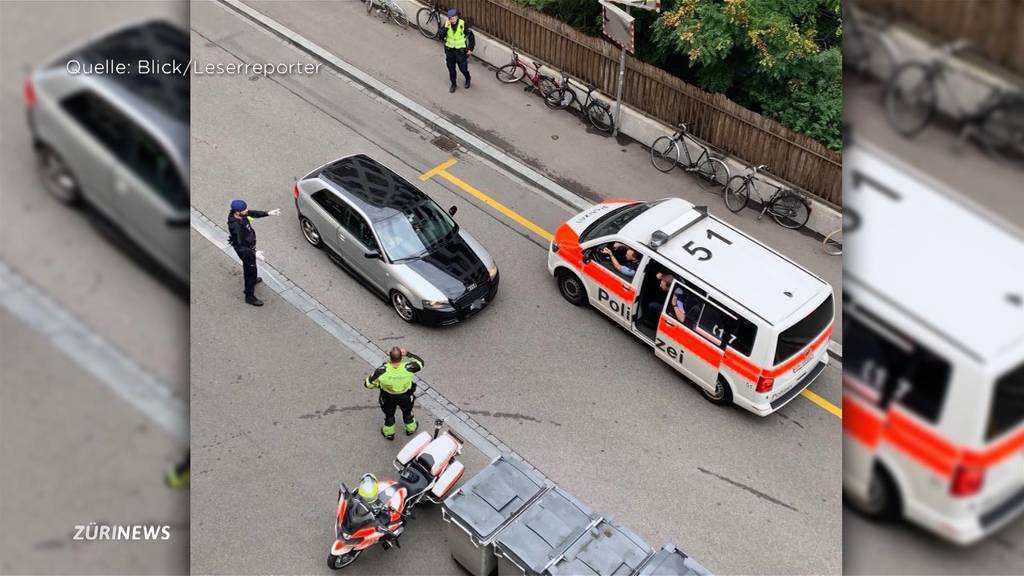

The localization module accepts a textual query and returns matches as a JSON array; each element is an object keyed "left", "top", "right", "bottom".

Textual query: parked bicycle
[
  {"left": 842, "top": 1, "right": 896, "bottom": 85},
  {"left": 495, "top": 46, "right": 557, "bottom": 97},
  {"left": 543, "top": 73, "right": 613, "bottom": 133},
  {"left": 366, "top": 0, "right": 408, "bottom": 29},
  {"left": 886, "top": 39, "right": 1024, "bottom": 165},
  {"left": 649, "top": 123, "right": 730, "bottom": 190},
  {"left": 723, "top": 165, "right": 811, "bottom": 230},
  {"left": 416, "top": 0, "right": 445, "bottom": 39}
]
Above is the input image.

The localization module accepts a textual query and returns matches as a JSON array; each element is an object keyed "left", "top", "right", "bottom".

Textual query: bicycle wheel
[
  {"left": 587, "top": 103, "right": 613, "bottom": 133},
  {"left": 416, "top": 8, "right": 440, "bottom": 38},
  {"left": 723, "top": 176, "right": 750, "bottom": 213},
  {"left": 823, "top": 228, "right": 842, "bottom": 255},
  {"left": 979, "top": 98, "right": 1024, "bottom": 167},
  {"left": 496, "top": 63, "right": 525, "bottom": 84},
  {"left": 389, "top": 4, "right": 409, "bottom": 28},
  {"left": 771, "top": 191, "right": 811, "bottom": 229},
  {"left": 650, "top": 137, "right": 679, "bottom": 172},
  {"left": 538, "top": 76, "right": 558, "bottom": 102},
  {"left": 696, "top": 156, "right": 729, "bottom": 190},
  {"left": 885, "top": 62, "right": 935, "bottom": 137}
]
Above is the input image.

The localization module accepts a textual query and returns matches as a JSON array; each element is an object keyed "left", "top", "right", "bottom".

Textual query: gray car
[
  {"left": 25, "top": 20, "right": 190, "bottom": 285},
  {"left": 294, "top": 154, "right": 499, "bottom": 324}
]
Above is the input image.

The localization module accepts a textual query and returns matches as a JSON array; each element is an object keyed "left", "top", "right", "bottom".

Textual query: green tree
[{"left": 652, "top": 0, "right": 842, "bottom": 149}]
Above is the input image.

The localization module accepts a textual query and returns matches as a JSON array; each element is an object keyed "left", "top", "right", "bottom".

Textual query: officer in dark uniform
[
  {"left": 442, "top": 9, "right": 475, "bottom": 93},
  {"left": 227, "top": 199, "right": 280, "bottom": 306},
  {"left": 365, "top": 347, "right": 425, "bottom": 440}
]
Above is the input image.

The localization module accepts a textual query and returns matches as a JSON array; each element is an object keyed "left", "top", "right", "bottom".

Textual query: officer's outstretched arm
[
  {"left": 404, "top": 352, "right": 424, "bottom": 373},
  {"left": 364, "top": 365, "right": 386, "bottom": 388}
]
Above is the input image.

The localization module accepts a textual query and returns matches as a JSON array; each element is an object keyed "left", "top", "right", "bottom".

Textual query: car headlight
[
  {"left": 488, "top": 264, "right": 498, "bottom": 280},
  {"left": 422, "top": 299, "right": 452, "bottom": 310}
]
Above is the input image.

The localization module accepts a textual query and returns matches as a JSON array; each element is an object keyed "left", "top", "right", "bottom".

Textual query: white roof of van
[
  {"left": 845, "top": 143, "right": 1024, "bottom": 362},
  {"left": 619, "top": 198, "right": 830, "bottom": 325}
]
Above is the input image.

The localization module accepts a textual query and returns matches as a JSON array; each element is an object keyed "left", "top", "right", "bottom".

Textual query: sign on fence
[
  {"left": 600, "top": 1, "right": 635, "bottom": 53},
  {"left": 605, "top": 0, "right": 660, "bottom": 11}
]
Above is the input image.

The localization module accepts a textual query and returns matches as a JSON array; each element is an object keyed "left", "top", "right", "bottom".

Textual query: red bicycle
[{"left": 495, "top": 45, "right": 557, "bottom": 96}]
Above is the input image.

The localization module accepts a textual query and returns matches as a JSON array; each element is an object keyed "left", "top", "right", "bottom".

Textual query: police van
[
  {"left": 547, "top": 197, "right": 834, "bottom": 416},
  {"left": 843, "top": 140, "right": 1024, "bottom": 544}
]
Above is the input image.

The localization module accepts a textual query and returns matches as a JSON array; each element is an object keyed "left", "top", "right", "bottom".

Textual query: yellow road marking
[
  {"left": 421, "top": 157, "right": 842, "bottom": 419},
  {"left": 801, "top": 388, "right": 842, "bottom": 418},
  {"left": 420, "top": 159, "right": 553, "bottom": 242}
]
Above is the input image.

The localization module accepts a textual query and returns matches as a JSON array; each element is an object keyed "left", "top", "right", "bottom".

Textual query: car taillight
[
  {"left": 950, "top": 464, "right": 984, "bottom": 497},
  {"left": 756, "top": 374, "right": 774, "bottom": 393},
  {"left": 23, "top": 78, "right": 35, "bottom": 107},
  {"left": 293, "top": 181, "right": 299, "bottom": 199}
]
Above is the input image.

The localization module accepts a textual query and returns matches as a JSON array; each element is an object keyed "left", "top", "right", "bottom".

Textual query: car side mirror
[
  {"left": 448, "top": 205, "right": 458, "bottom": 216},
  {"left": 582, "top": 249, "right": 593, "bottom": 263},
  {"left": 166, "top": 212, "right": 190, "bottom": 228},
  {"left": 364, "top": 249, "right": 382, "bottom": 260}
]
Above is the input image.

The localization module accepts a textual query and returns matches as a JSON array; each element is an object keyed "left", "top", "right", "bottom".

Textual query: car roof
[
  {"left": 316, "top": 154, "right": 429, "bottom": 222},
  {"left": 845, "top": 142, "right": 1024, "bottom": 363},
  {"left": 38, "top": 19, "right": 189, "bottom": 169},
  {"left": 618, "top": 198, "right": 830, "bottom": 325}
]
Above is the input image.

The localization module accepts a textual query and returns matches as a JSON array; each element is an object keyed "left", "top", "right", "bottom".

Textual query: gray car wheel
[
  {"left": 391, "top": 291, "right": 417, "bottom": 323},
  {"left": 299, "top": 216, "right": 322, "bottom": 247},
  {"left": 36, "top": 145, "right": 81, "bottom": 205}
]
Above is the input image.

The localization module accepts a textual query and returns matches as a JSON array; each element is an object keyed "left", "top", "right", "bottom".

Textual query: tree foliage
[{"left": 512, "top": 0, "right": 842, "bottom": 151}]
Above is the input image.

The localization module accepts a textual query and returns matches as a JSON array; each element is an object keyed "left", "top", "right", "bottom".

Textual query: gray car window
[
  {"left": 122, "top": 122, "right": 187, "bottom": 209},
  {"left": 61, "top": 91, "right": 132, "bottom": 159}
]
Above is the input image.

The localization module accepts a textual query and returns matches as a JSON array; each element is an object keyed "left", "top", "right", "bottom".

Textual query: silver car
[
  {"left": 25, "top": 20, "right": 190, "bottom": 285},
  {"left": 294, "top": 154, "right": 499, "bottom": 324}
]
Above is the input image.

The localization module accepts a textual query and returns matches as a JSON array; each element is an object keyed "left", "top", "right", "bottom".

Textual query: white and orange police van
[
  {"left": 843, "top": 139, "right": 1024, "bottom": 544},
  {"left": 547, "top": 197, "right": 834, "bottom": 416}
]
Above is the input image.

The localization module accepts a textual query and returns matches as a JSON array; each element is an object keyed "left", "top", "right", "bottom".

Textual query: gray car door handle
[
  {"left": 115, "top": 179, "right": 129, "bottom": 194},
  {"left": 337, "top": 232, "right": 346, "bottom": 242}
]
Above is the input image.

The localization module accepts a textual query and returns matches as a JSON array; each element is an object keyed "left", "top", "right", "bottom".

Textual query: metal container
[
  {"left": 493, "top": 487, "right": 600, "bottom": 576},
  {"left": 545, "top": 517, "right": 653, "bottom": 576},
  {"left": 442, "top": 456, "right": 549, "bottom": 576},
  {"left": 634, "top": 544, "right": 712, "bottom": 575}
]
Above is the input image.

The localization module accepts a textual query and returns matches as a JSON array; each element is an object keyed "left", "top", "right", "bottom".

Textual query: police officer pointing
[
  {"left": 227, "top": 199, "right": 280, "bottom": 307},
  {"left": 365, "top": 347, "right": 424, "bottom": 440},
  {"left": 442, "top": 9, "right": 475, "bottom": 93}
]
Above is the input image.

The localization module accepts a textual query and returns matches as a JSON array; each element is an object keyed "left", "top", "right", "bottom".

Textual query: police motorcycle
[{"left": 328, "top": 419, "right": 465, "bottom": 570}]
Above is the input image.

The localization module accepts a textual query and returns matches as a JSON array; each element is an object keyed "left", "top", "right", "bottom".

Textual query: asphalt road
[
  {"left": 0, "top": 2, "right": 189, "bottom": 573},
  {"left": 189, "top": 2, "right": 842, "bottom": 573},
  {"left": 842, "top": 76, "right": 1024, "bottom": 575}
]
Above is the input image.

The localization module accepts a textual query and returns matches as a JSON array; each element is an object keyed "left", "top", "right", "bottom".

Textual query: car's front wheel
[
  {"left": 556, "top": 270, "right": 587, "bottom": 306},
  {"left": 35, "top": 144, "right": 81, "bottom": 206},
  {"left": 391, "top": 291, "right": 417, "bottom": 323},
  {"left": 299, "top": 216, "right": 322, "bottom": 248}
]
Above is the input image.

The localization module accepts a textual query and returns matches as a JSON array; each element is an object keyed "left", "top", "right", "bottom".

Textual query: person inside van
[
  {"left": 639, "top": 271, "right": 675, "bottom": 331},
  {"left": 600, "top": 243, "right": 639, "bottom": 279},
  {"left": 671, "top": 286, "right": 702, "bottom": 331}
]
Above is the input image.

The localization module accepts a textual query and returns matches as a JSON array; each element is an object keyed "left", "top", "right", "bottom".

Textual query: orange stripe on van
[
  {"left": 884, "top": 408, "right": 959, "bottom": 477},
  {"left": 584, "top": 260, "right": 635, "bottom": 301},
  {"left": 553, "top": 223, "right": 583, "bottom": 268},
  {"left": 843, "top": 392, "right": 884, "bottom": 449},
  {"left": 722, "top": 349, "right": 760, "bottom": 382},
  {"left": 657, "top": 315, "right": 723, "bottom": 368},
  {"left": 962, "top": 428, "right": 1024, "bottom": 468}
]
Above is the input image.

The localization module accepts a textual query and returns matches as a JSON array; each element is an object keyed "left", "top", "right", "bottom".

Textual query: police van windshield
[
  {"left": 775, "top": 294, "right": 833, "bottom": 365},
  {"left": 579, "top": 201, "right": 659, "bottom": 244},
  {"left": 843, "top": 305, "right": 951, "bottom": 423},
  {"left": 987, "top": 362, "right": 1024, "bottom": 442}
]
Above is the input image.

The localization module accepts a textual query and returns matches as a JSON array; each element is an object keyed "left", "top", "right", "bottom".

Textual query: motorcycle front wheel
[{"left": 327, "top": 550, "right": 361, "bottom": 570}]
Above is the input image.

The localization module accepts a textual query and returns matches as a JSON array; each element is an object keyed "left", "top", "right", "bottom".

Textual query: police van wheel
[
  {"left": 856, "top": 465, "right": 901, "bottom": 522},
  {"left": 299, "top": 217, "right": 322, "bottom": 247},
  {"left": 391, "top": 291, "right": 417, "bottom": 323},
  {"left": 557, "top": 271, "right": 586, "bottom": 305},
  {"left": 701, "top": 377, "right": 733, "bottom": 406}
]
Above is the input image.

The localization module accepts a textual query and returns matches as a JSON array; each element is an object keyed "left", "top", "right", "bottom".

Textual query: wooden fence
[
  {"left": 445, "top": 0, "right": 843, "bottom": 205},
  {"left": 859, "top": 0, "right": 1024, "bottom": 78}
]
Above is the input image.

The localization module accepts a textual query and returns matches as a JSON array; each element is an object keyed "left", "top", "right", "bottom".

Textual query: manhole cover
[{"left": 431, "top": 135, "right": 459, "bottom": 152}]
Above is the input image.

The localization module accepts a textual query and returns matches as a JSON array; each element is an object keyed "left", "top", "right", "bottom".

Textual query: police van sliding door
[
  {"left": 656, "top": 281, "right": 735, "bottom": 392},
  {"left": 581, "top": 243, "right": 639, "bottom": 329}
]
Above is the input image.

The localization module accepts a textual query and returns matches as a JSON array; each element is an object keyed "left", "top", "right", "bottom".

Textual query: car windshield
[
  {"left": 375, "top": 201, "right": 457, "bottom": 261},
  {"left": 579, "top": 201, "right": 658, "bottom": 244}
]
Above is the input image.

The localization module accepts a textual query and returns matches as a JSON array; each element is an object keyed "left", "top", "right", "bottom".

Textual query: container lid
[
  {"left": 442, "top": 455, "right": 548, "bottom": 543},
  {"left": 636, "top": 544, "right": 712, "bottom": 576},
  {"left": 493, "top": 487, "right": 599, "bottom": 574},
  {"left": 547, "top": 518, "right": 653, "bottom": 576}
]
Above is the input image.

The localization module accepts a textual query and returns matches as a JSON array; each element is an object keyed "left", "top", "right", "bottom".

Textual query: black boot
[
  {"left": 449, "top": 84, "right": 456, "bottom": 93},
  {"left": 245, "top": 295, "right": 264, "bottom": 307},
  {"left": 464, "top": 78, "right": 471, "bottom": 89},
  {"left": 256, "top": 277, "right": 263, "bottom": 284}
]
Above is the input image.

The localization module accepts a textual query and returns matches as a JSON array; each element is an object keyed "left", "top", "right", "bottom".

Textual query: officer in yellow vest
[
  {"left": 365, "top": 347, "right": 425, "bottom": 440},
  {"left": 442, "top": 8, "right": 475, "bottom": 93}
]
